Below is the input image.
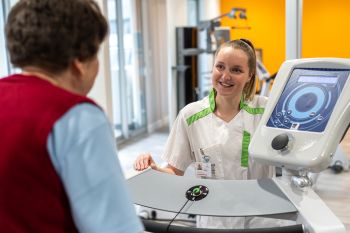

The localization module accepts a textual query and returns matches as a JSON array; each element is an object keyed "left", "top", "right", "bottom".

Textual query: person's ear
[
  {"left": 71, "top": 58, "right": 85, "bottom": 78},
  {"left": 246, "top": 74, "right": 253, "bottom": 83}
]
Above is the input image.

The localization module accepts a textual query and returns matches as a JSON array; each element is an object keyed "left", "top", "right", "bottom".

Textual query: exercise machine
[
  {"left": 250, "top": 58, "right": 350, "bottom": 231},
  {"left": 256, "top": 59, "right": 350, "bottom": 174},
  {"left": 128, "top": 59, "right": 349, "bottom": 232}
]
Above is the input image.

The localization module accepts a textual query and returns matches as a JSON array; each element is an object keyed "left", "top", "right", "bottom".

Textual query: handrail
[{"left": 141, "top": 218, "right": 304, "bottom": 233}]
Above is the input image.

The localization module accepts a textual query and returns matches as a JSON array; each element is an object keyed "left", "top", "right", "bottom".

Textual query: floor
[
  {"left": 118, "top": 127, "right": 169, "bottom": 178},
  {"left": 118, "top": 128, "right": 350, "bottom": 232}
]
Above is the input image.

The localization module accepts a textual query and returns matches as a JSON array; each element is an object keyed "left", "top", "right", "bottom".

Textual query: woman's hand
[
  {"left": 134, "top": 154, "right": 185, "bottom": 176},
  {"left": 134, "top": 153, "right": 157, "bottom": 171}
]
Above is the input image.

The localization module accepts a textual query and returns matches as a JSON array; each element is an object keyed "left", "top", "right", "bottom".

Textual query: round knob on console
[
  {"left": 186, "top": 185, "right": 209, "bottom": 201},
  {"left": 192, "top": 187, "right": 201, "bottom": 196},
  {"left": 271, "top": 133, "right": 289, "bottom": 151}
]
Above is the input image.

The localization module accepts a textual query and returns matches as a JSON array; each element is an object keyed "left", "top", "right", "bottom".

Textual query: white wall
[
  {"left": 142, "top": 0, "right": 170, "bottom": 132},
  {"left": 141, "top": 0, "right": 190, "bottom": 132},
  {"left": 165, "top": 0, "right": 189, "bottom": 127},
  {"left": 198, "top": 0, "right": 220, "bottom": 100},
  {"left": 200, "top": 0, "right": 220, "bottom": 20}
]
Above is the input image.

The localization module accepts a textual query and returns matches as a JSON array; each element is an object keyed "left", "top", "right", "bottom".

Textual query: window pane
[
  {"left": 107, "top": 0, "right": 147, "bottom": 140},
  {"left": 107, "top": 0, "right": 123, "bottom": 138},
  {"left": 2, "top": 0, "right": 21, "bottom": 75},
  {"left": 0, "top": 2, "right": 8, "bottom": 77},
  {"left": 121, "top": 0, "right": 146, "bottom": 133}
]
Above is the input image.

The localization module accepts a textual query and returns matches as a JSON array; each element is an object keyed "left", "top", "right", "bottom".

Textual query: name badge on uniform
[{"left": 195, "top": 149, "right": 216, "bottom": 178}]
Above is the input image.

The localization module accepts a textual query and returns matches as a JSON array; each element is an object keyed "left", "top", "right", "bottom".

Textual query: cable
[
  {"left": 149, "top": 218, "right": 195, "bottom": 223},
  {"left": 166, "top": 199, "right": 191, "bottom": 233}
]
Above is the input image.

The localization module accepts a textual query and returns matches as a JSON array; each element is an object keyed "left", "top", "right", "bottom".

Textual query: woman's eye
[
  {"left": 216, "top": 64, "right": 224, "bottom": 70},
  {"left": 230, "top": 68, "right": 242, "bottom": 73}
]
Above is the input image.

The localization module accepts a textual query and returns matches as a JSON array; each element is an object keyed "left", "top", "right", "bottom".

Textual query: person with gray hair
[{"left": 0, "top": 0, "right": 143, "bottom": 232}]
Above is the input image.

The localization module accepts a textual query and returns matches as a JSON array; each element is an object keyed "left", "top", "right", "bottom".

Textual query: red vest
[{"left": 0, "top": 74, "right": 96, "bottom": 233}]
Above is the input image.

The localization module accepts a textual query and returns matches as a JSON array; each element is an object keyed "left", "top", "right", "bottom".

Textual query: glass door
[{"left": 107, "top": 0, "right": 147, "bottom": 141}]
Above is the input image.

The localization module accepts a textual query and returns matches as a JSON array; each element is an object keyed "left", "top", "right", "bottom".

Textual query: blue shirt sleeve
[{"left": 47, "top": 103, "right": 143, "bottom": 233}]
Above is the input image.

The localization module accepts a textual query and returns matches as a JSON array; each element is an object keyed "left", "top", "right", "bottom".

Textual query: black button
[
  {"left": 271, "top": 134, "right": 289, "bottom": 151},
  {"left": 186, "top": 185, "right": 209, "bottom": 201}
]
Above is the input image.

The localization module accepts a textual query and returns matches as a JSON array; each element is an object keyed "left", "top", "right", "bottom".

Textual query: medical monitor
[
  {"left": 267, "top": 68, "right": 349, "bottom": 133},
  {"left": 250, "top": 58, "right": 350, "bottom": 172}
]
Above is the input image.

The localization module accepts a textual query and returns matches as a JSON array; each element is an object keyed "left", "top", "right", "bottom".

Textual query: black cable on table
[{"left": 166, "top": 199, "right": 191, "bottom": 233}]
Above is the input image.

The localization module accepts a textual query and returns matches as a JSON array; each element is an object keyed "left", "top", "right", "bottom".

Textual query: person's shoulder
[
  {"left": 59, "top": 103, "right": 108, "bottom": 132},
  {"left": 68, "top": 103, "right": 105, "bottom": 120},
  {"left": 179, "top": 96, "right": 210, "bottom": 118},
  {"left": 248, "top": 95, "right": 268, "bottom": 107},
  {"left": 49, "top": 103, "right": 111, "bottom": 165}
]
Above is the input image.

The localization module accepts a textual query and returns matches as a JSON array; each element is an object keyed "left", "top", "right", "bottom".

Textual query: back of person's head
[
  {"left": 214, "top": 39, "right": 257, "bottom": 101},
  {"left": 5, "top": 0, "right": 108, "bottom": 74}
]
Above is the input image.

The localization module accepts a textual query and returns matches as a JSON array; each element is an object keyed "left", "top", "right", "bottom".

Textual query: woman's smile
[{"left": 218, "top": 81, "right": 234, "bottom": 88}]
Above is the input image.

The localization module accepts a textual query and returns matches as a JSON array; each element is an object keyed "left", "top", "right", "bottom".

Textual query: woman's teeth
[{"left": 219, "top": 81, "right": 234, "bottom": 87}]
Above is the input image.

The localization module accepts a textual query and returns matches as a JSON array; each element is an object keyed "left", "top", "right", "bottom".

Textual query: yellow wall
[
  {"left": 303, "top": 0, "right": 350, "bottom": 58},
  {"left": 220, "top": 0, "right": 285, "bottom": 74},
  {"left": 220, "top": 0, "right": 350, "bottom": 74}
]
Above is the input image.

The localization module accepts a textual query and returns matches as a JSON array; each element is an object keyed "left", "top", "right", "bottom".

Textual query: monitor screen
[
  {"left": 297, "top": 75, "right": 338, "bottom": 84},
  {"left": 267, "top": 68, "right": 350, "bottom": 132}
]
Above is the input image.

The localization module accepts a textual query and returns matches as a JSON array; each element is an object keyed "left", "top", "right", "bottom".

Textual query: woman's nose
[{"left": 221, "top": 69, "right": 231, "bottom": 80}]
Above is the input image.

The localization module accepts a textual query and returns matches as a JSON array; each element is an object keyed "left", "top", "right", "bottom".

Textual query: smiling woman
[
  {"left": 133, "top": 39, "right": 289, "bottom": 229},
  {"left": 212, "top": 39, "right": 257, "bottom": 122},
  {"left": 214, "top": 39, "right": 257, "bottom": 100}
]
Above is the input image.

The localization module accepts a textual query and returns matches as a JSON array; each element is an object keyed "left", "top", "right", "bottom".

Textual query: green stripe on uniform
[
  {"left": 186, "top": 107, "right": 212, "bottom": 126},
  {"left": 208, "top": 89, "right": 216, "bottom": 112},
  {"left": 241, "top": 130, "right": 250, "bottom": 167},
  {"left": 186, "top": 89, "right": 216, "bottom": 126},
  {"left": 187, "top": 90, "right": 265, "bottom": 125},
  {"left": 240, "top": 101, "right": 265, "bottom": 115}
]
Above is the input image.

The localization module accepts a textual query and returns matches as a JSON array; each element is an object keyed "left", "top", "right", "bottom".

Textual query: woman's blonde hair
[{"left": 214, "top": 39, "right": 257, "bottom": 101}]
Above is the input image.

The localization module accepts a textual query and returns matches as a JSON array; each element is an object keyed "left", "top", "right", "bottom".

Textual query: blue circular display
[
  {"left": 285, "top": 86, "right": 326, "bottom": 120},
  {"left": 295, "top": 93, "right": 317, "bottom": 112}
]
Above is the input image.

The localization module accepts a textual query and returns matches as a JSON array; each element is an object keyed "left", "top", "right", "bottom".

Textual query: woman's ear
[{"left": 246, "top": 74, "right": 253, "bottom": 83}]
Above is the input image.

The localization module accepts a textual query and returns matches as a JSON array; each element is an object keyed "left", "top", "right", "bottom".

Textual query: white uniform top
[{"left": 162, "top": 90, "right": 293, "bottom": 229}]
